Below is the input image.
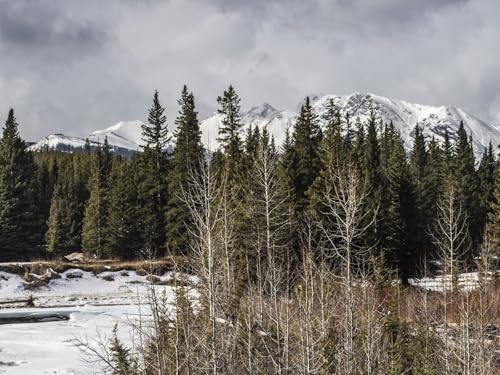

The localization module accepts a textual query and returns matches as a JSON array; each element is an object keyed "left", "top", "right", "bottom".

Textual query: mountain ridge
[{"left": 29, "top": 93, "right": 500, "bottom": 157}]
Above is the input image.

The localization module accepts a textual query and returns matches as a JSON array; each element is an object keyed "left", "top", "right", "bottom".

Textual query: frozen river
[{"left": 0, "top": 268, "right": 179, "bottom": 374}]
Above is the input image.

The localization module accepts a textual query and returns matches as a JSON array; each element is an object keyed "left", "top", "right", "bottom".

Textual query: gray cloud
[
  {"left": 0, "top": 0, "right": 498, "bottom": 141},
  {"left": 0, "top": 1, "right": 109, "bottom": 67}
]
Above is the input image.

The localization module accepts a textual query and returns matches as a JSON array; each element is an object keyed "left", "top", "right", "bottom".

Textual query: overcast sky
[{"left": 1, "top": 0, "right": 499, "bottom": 140}]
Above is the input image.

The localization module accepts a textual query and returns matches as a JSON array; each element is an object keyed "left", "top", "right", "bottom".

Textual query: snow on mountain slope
[
  {"left": 200, "top": 93, "right": 500, "bottom": 155},
  {"left": 29, "top": 121, "right": 145, "bottom": 155},
  {"left": 200, "top": 102, "right": 292, "bottom": 151},
  {"left": 29, "top": 93, "right": 500, "bottom": 157},
  {"left": 88, "top": 120, "right": 144, "bottom": 151},
  {"left": 28, "top": 133, "right": 93, "bottom": 152}
]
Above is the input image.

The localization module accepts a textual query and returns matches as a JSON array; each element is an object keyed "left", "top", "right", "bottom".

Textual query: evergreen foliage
[
  {"left": 166, "top": 85, "right": 204, "bottom": 255},
  {"left": 138, "top": 91, "right": 170, "bottom": 256},
  {"left": 81, "top": 144, "right": 110, "bottom": 258},
  {"left": 1, "top": 91, "right": 498, "bottom": 281},
  {"left": 46, "top": 174, "right": 81, "bottom": 255},
  {"left": 0, "top": 109, "right": 41, "bottom": 260},
  {"left": 105, "top": 158, "right": 141, "bottom": 259},
  {"left": 289, "top": 97, "right": 322, "bottom": 214}
]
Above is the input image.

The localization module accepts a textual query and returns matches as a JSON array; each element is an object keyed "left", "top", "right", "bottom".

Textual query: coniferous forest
[
  {"left": 1, "top": 85, "right": 500, "bottom": 373},
  {"left": 1, "top": 85, "right": 498, "bottom": 274}
]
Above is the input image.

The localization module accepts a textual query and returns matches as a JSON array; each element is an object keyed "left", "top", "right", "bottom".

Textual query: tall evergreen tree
[
  {"left": 215, "top": 85, "right": 252, "bottom": 319},
  {"left": 477, "top": 142, "right": 496, "bottom": 238},
  {"left": 486, "top": 156, "right": 500, "bottom": 249},
  {"left": 382, "top": 134, "right": 416, "bottom": 281},
  {"left": 141, "top": 90, "right": 170, "bottom": 152},
  {"left": 352, "top": 117, "right": 366, "bottom": 174},
  {"left": 289, "top": 96, "right": 322, "bottom": 214},
  {"left": 45, "top": 172, "right": 81, "bottom": 255},
  {"left": 217, "top": 84, "right": 243, "bottom": 162},
  {"left": 310, "top": 99, "right": 342, "bottom": 212},
  {"left": 138, "top": 91, "right": 170, "bottom": 255},
  {"left": 409, "top": 126, "right": 434, "bottom": 259},
  {"left": 81, "top": 145, "right": 110, "bottom": 258},
  {"left": 454, "top": 122, "right": 480, "bottom": 250},
  {"left": 364, "top": 109, "right": 382, "bottom": 249},
  {"left": 0, "top": 109, "right": 41, "bottom": 260},
  {"left": 166, "top": 86, "right": 204, "bottom": 255},
  {"left": 105, "top": 159, "right": 141, "bottom": 259}
]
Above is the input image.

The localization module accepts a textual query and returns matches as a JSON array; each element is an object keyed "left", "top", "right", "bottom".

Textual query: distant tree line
[{"left": 0, "top": 85, "right": 499, "bottom": 283}]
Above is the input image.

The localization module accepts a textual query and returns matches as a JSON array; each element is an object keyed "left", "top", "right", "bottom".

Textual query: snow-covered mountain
[
  {"left": 201, "top": 93, "right": 500, "bottom": 155},
  {"left": 29, "top": 121, "right": 144, "bottom": 155},
  {"left": 29, "top": 93, "right": 500, "bottom": 157},
  {"left": 88, "top": 120, "right": 144, "bottom": 151}
]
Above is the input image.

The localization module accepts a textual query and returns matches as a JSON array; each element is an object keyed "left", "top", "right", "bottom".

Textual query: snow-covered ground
[
  {"left": 0, "top": 268, "right": 184, "bottom": 374},
  {"left": 0, "top": 304, "right": 146, "bottom": 374},
  {"left": 409, "top": 271, "right": 497, "bottom": 291}
]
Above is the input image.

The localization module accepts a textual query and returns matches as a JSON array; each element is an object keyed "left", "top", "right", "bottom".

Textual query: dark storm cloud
[
  {"left": 0, "top": 0, "right": 499, "bottom": 140},
  {"left": 0, "top": 1, "right": 109, "bottom": 66}
]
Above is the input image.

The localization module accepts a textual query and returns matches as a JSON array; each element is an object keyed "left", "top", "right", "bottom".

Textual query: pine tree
[
  {"left": 105, "top": 159, "right": 141, "bottom": 259},
  {"left": 477, "top": 143, "right": 496, "bottom": 238},
  {"left": 166, "top": 86, "right": 204, "bottom": 255},
  {"left": 486, "top": 154, "right": 500, "bottom": 250},
  {"left": 108, "top": 324, "right": 138, "bottom": 375},
  {"left": 217, "top": 84, "right": 243, "bottom": 161},
  {"left": 441, "top": 129, "right": 454, "bottom": 180},
  {"left": 454, "top": 122, "right": 480, "bottom": 251},
  {"left": 138, "top": 91, "right": 170, "bottom": 256},
  {"left": 352, "top": 117, "right": 366, "bottom": 174},
  {"left": 310, "top": 99, "right": 342, "bottom": 212},
  {"left": 409, "top": 126, "right": 434, "bottom": 260},
  {"left": 343, "top": 111, "right": 354, "bottom": 149},
  {"left": 141, "top": 90, "right": 170, "bottom": 152},
  {"left": 365, "top": 109, "right": 381, "bottom": 191},
  {"left": 289, "top": 96, "right": 322, "bottom": 214},
  {"left": 81, "top": 146, "right": 110, "bottom": 258},
  {"left": 45, "top": 182, "right": 66, "bottom": 255},
  {"left": 364, "top": 109, "right": 382, "bottom": 249},
  {"left": 410, "top": 126, "right": 427, "bottom": 187},
  {"left": 277, "top": 129, "right": 298, "bottom": 255},
  {"left": 382, "top": 134, "right": 416, "bottom": 281},
  {"left": 0, "top": 109, "right": 41, "bottom": 260},
  {"left": 45, "top": 168, "right": 82, "bottom": 255}
]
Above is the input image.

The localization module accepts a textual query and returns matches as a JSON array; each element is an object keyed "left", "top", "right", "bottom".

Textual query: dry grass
[{"left": 0, "top": 255, "right": 189, "bottom": 280}]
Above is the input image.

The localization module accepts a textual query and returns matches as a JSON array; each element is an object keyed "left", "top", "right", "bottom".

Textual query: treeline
[{"left": 0, "top": 85, "right": 499, "bottom": 281}]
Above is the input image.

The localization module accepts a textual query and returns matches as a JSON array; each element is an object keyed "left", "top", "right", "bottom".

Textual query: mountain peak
[
  {"left": 29, "top": 94, "right": 500, "bottom": 158},
  {"left": 88, "top": 120, "right": 144, "bottom": 151}
]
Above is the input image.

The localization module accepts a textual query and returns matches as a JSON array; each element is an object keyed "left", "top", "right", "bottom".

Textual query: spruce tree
[
  {"left": 138, "top": 91, "right": 170, "bottom": 256},
  {"left": 216, "top": 85, "right": 251, "bottom": 317},
  {"left": 105, "top": 159, "right": 141, "bottom": 259},
  {"left": 477, "top": 143, "right": 496, "bottom": 238},
  {"left": 45, "top": 173, "right": 81, "bottom": 255},
  {"left": 289, "top": 96, "right": 322, "bottom": 214},
  {"left": 486, "top": 157, "right": 500, "bottom": 250},
  {"left": 364, "top": 109, "right": 382, "bottom": 249},
  {"left": 81, "top": 146, "right": 110, "bottom": 258},
  {"left": 141, "top": 90, "right": 170, "bottom": 152},
  {"left": 454, "top": 122, "right": 480, "bottom": 250},
  {"left": 382, "top": 134, "right": 416, "bottom": 281},
  {"left": 352, "top": 117, "right": 366, "bottom": 174},
  {"left": 310, "top": 99, "right": 342, "bottom": 212},
  {"left": 0, "top": 109, "right": 41, "bottom": 260},
  {"left": 409, "top": 126, "right": 434, "bottom": 260},
  {"left": 166, "top": 86, "right": 204, "bottom": 255},
  {"left": 217, "top": 84, "right": 243, "bottom": 162}
]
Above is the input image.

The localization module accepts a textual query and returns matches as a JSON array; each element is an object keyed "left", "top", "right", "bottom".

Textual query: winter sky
[{"left": 0, "top": 0, "right": 499, "bottom": 140}]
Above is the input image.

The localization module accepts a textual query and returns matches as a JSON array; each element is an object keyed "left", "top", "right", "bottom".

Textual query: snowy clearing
[{"left": 0, "top": 268, "right": 187, "bottom": 374}]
